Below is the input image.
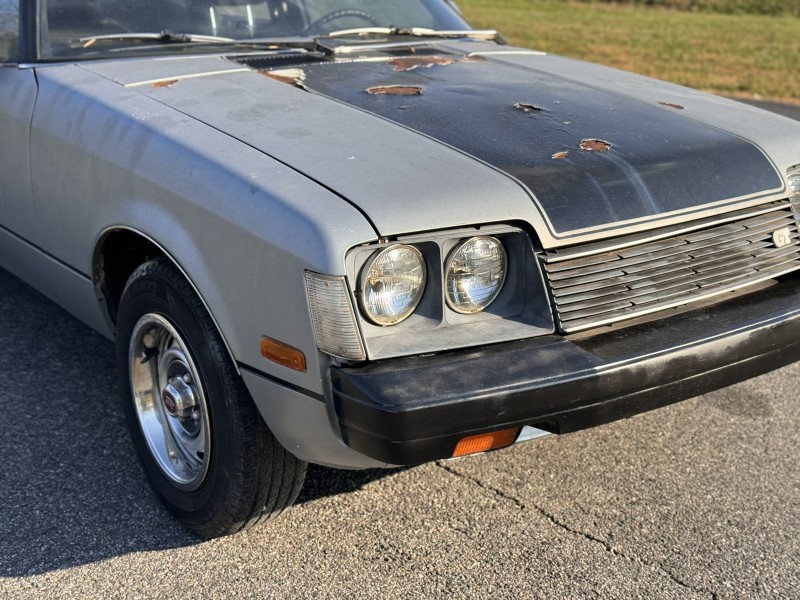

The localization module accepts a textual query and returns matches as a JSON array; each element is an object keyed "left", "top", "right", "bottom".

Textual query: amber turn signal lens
[
  {"left": 452, "top": 428, "right": 520, "bottom": 458},
  {"left": 260, "top": 336, "right": 307, "bottom": 372}
]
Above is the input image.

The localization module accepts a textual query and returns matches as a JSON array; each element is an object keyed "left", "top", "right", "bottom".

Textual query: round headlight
[
  {"left": 360, "top": 244, "right": 426, "bottom": 326},
  {"left": 445, "top": 236, "right": 507, "bottom": 314},
  {"left": 790, "top": 174, "right": 800, "bottom": 195}
]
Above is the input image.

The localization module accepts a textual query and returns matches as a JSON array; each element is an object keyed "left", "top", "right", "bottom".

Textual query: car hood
[{"left": 81, "top": 44, "right": 797, "bottom": 246}]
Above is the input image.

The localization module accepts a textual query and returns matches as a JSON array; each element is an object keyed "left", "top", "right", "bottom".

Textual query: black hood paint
[{"left": 282, "top": 55, "right": 783, "bottom": 235}]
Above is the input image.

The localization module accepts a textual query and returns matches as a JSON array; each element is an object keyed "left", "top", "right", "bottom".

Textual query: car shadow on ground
[{"left": 0, "top": 268, "right": 399, "bottom": 576}]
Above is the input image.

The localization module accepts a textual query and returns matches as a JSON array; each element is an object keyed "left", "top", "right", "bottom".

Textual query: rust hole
[
  {"left": 366, "top": 85, "right": 424, "bottom": 96},
  {"left": 658, "top": 101, "right": 685, "bottom": 110},
  {"left": 262, "top": 68, "right": 307, "bottom": 88},
  {"left": 580, "top": 139, "right": 613, "bottom": 152},
  {"left": 552, "top": 151, "right": 570, "bottom": 160},
  {"left": 514, "top": 102, "right": 546, "bottom": 113},
  {"left": 389, "top": 56, "right": 457, "bottom": 72},
  {"left": 152, "top": 79, "right": 179, "bottom": 89}
]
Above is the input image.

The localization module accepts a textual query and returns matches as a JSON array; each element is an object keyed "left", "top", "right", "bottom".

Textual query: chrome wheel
[{"left": 128, "top": 313, "right": 211, "bottom": 491}]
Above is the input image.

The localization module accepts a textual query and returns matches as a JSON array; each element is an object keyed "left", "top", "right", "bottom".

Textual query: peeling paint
[
  {"left": 151, "top": 79, "right": 179, "bottom": 89},
  {"left": 552, "top": 151, "right": 570, "bottom": 160},
  {"left": 580, "top": 139, "right": 613, "bottom": 152},
  {"left": 389, "top": 56, "right": 457, "bottom": 72},
  {"left": 366, "top": 85, "right": 424, "bottom": 96},
  {"left": 658, "top": 101, "right": 685, "bottom": 110},
  {"left": 515, "top": 102, "right": 546, "bottom": 113},
  {"left": 263, "top": 68, "right": 307, "bottom": 88},
  {"left": 387, "top": 55, "right": 485, "bottom": 72},
  {"left": 125, "top": 68, "right": 250, "bottom": 89}
]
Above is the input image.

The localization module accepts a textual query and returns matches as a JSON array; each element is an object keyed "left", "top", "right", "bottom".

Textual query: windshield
[
  {"left": 40, "top": 0, "right": 470, "bottom": 59},
  {"left": 0, "top": 0, "right": 18, "bottom": 61}
]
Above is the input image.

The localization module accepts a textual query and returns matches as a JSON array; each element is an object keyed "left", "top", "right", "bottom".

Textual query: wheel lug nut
[{"left": 183, "top": 373, "right": 192, "bottom": 384}]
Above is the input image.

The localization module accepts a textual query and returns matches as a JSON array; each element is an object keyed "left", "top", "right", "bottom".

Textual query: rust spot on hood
[
  {"left": 658, "top": 101, "right": 685, "bottom": 110},
  {"left": 388, "top": 55, "right": 486, "bottom": 72},
  {"left": 152, "top": 79, "right": 179, "bottom": 89},
  {"left": 515, "top": 102, "right": 546, "bottom": 113},
  {"left": 366, "top": 85, "right": 423, "bottom": 96},
  {"left": 389, "top": 56, "right": 457, "bottom": 72},
  {"left": 552, "top": 151, "right": 570, "bottom": 160},
  {"left": 580, "top": 139, "right": 613, "bottom": 152},
  {"left": 262, "top": 68, "right": 307, "bottom": 88}
]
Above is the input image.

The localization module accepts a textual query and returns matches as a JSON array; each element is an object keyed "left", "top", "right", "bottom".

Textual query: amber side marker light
[
  {"left": 260, "top": 336, "right": 307, "bottom": 372},
  {"left": 452, "top": 428, "right": 520, "bottom": 458}
]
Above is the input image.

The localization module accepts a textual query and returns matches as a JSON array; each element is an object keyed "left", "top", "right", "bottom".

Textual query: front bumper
[{"left": 331, "top": 278, "right": 800, "bottom": 465}]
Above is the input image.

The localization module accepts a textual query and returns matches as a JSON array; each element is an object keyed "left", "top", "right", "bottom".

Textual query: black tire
[{"left": 116, "top": 257, "right": 306, "bottom": 538}]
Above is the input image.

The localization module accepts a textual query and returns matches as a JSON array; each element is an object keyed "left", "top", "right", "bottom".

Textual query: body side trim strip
[
  {"left": 238, "top": 362, "right": 326, "bottom": 402},
  {"left": 0, "top": 221, "right": 91, "bottom": 280}
]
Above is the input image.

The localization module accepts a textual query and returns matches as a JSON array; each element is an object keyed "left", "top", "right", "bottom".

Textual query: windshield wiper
[
  {"left": 316, "top": 27, "right": 506, "bottom": 55},
  {"left": 323, "top": 27, "right": 503, "bottom": 42},
  {"left": 78, "top": 31, "right": 318, "bottom": 52},
  {"left": 79, "top": 31, "right": 237, "bottom": 48}
]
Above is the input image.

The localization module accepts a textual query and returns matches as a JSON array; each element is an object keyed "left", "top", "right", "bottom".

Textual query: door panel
[{"left": 0, "top": 67, "right": 37, "bottom": 242}]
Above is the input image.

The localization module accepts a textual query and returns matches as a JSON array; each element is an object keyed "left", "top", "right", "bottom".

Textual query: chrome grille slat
[
  {"left": 561, "top": 281, "right": 699, "bottom": 312},
  {"left": 557, "top": 241, "right": 776, "bottom": 298},
  {"left": 615, "top": 237, "right": 688, "bottom": 259},
  {"left": 559, "top": 247, "right": 800, "bottom": 313},
  {"left": 555, "top": 284, "right": 631, "bottom": 305},
  {"left": 546, "top": 200, "right": 792, "bottom": 264},
  {"left": 548, "top": 214, "right": 796, "bottom": 280},
  {"left": 561, "top": 261, "right": 800, "bottom": 331},
  {"left": 560, "top": 299, "right": 635, "bottom": 321},
  {"left": 545, "top": 199, "right": 800, "bottom": 333},
  {"left": 687, "top": 237, "right": 766, "bottom": 260}
]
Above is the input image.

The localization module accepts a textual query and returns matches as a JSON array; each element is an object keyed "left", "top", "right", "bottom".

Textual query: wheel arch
[{"left": 93, "top": 225, "right": 241, "bottom": 375}]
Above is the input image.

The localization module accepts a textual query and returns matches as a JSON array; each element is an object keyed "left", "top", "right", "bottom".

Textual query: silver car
[{"left": 2, "top": 0, "right": 799, "bottom": 538}]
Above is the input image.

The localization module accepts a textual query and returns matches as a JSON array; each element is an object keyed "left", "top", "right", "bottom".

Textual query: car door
[
  {"left": 0, "top": 0, "right": 105, "bottom": 332},
  {"left": 0, "top": 0, "right": 40, "bottom": 267}
]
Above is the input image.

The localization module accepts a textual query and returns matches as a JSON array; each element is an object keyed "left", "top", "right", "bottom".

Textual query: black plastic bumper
[{"left": 331, "top": 279, "right": 800, "bottom": 465}]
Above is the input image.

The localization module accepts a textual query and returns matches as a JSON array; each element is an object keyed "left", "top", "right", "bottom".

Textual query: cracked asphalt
[{"left": 1, "top": 100, "right": 800, "bottom": 599}]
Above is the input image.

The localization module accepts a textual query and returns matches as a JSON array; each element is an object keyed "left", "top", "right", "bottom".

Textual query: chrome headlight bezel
[{"left": 358, "top": 244, "right": 427, "bottom": 326}]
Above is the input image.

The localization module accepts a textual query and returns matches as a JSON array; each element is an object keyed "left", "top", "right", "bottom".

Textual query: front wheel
[{"left": 116, "top": 257, "right": 306, "bottom": 538}]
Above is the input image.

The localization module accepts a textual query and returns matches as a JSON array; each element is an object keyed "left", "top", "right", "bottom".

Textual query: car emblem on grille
[{"left": 772, "top": 227, "right": 792, "bottom": 248}]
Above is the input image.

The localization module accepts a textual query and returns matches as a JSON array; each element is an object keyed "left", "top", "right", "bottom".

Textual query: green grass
[
  {"left": 458, "top": 0, "right": 800, "bottom": 101},
  {"left": 569, "top": 0, "right": 800, "bottom": 17}
]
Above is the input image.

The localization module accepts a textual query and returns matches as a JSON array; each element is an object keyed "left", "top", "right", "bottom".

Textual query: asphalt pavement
[{"left": 1, "top": 101, "right": 799, "bottom": 599}]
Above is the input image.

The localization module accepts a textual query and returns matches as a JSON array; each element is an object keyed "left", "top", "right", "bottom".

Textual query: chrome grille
[{"left": 544, "top": 200, "right": 800, "bottom": 333}]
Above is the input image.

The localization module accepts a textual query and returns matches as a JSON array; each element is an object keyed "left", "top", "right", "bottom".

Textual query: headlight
[
  {"left": 445, "top": 236, "right": 507, "bottom": 314},
  {"left": 790, "top": 173, "right": 800, "bottom": 195},
  {"left": 359, "top": 244, "right": 426, "bottom": 326}
]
